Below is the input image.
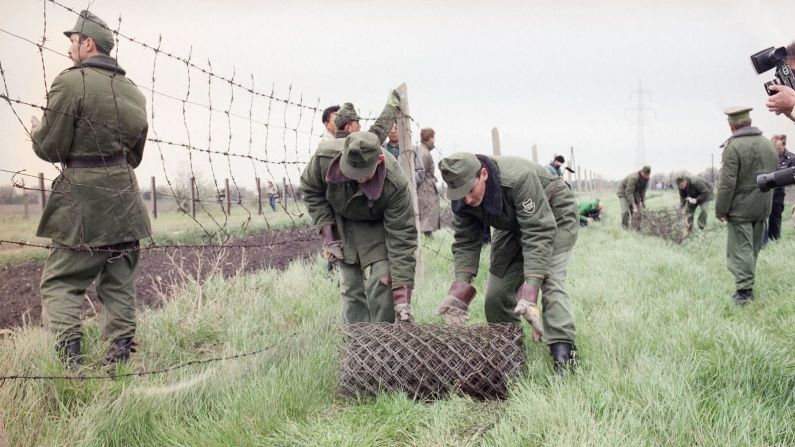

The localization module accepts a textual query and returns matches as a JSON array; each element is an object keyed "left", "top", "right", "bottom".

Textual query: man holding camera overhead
[
  {"left": 715, "top": 107, "right": 777, "bottom": 305},
  {"left": 765, "top": 42, "right": 795, "bottom": 123}
]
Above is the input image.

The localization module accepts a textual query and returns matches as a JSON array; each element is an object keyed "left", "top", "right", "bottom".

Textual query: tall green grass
[{"left": 1, "top": 191, "right": 793, "bottom": 446}]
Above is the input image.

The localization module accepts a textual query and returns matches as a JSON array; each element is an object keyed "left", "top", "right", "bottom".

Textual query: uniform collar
[{"left": 77, "top": 55, "right": 126, "bottom": 75}]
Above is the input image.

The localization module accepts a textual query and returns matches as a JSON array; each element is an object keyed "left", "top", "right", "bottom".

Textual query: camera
[
  {"left": 750, "top": 46, "right": 795, "bottom": 96},
  {"left": 757, "top": 166, "right": 795, "bottom": 192}
]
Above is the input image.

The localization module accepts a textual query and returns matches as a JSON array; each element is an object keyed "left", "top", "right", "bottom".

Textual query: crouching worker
[
  {"left": 578, "top": 198, "right": 603, "bottom": 227},
  {"left": 434, "top": 153, "right": 579, "bottom": 370},
  {"left": 301, "top": 130, "right": 418, "bottom": 323}
]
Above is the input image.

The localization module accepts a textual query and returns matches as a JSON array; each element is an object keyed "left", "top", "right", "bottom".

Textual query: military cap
[
  {"left": 340, "top": 131, "right": 381, "bottom": 179},
  {"left": 723, "top": 106, "right": 753, "bottom": 121},
  {"left": 438, "top": 152, "right": 481, "bottom": 200},
  {"left": 335, "top": 103, "right": 360, "bottom": 129},
  {"left": 641, "top": 165, "right": 651, "bottom": 175},
  {"left": 63, "top": 10, "right": 115, "bottom": 54},
  {"left": 675, "top": 176, "right": 687, "bottom": 185}
]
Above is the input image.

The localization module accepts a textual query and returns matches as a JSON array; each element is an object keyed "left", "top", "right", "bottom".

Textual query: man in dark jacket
[
  {"left": 30, "top": 10, "right": 150, "bottom": 367},
  {"left": 765, "top": 134, "right": 795, "bottom": 241},
  {"left": 676, "top": 175, "right": 714, "bottom": 231},
  {"left": 715, "top": 107, "right": 778, "bottom": 304}
]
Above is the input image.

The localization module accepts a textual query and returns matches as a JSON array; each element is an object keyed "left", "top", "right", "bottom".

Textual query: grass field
[
  {"left": 1, "top": 191, "right": 794, "bottom": 446},
  {"left": 0, "top": 200, "right": 310, "bottom": 265}
]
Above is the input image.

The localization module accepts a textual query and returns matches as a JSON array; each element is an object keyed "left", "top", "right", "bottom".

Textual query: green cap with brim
[
  {"left": 641, "top": 165, "right": 651, "bottom": 175},
  {"left": 340, "top": 131, "right": 381, "bottom": 179},
  {"left": 675, "top": 176, "right": 686, "bottom": 185},
  {"left": 335, "top": 103, "right": 360, "bottom": 130},
  {"left": 64, "top": 10, "right": 115, "bottom": 54},
  {"left": 723, "top": 106, "right": 752, "bottom": 121},
  {"left": 438, "top": 152, "right": 481, "bottom": 201}
]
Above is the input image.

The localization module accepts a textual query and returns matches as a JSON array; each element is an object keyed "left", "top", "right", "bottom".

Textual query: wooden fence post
[
  {"left": 491, "top": 127, "right": 501, "bottom": 156},
  {"left": 256, "top": 177, "right": 262, "bottom": 215},
  {"left": 151, "top": 176, "right": 157, "bottom": 219},
  {"left": 225, "top": 178, "right": 231, "bottom": 215},
  {"left": 532, "top": 144, "right": 538, "bottom": 163},
  {"left": 38, "top": 172, "right": 46, "bottom": 211},
  {"left": 190, "top": 177, "right": 196, "bottom": 218},
  {"left": 395, "top": 82, "right": 423, "bottom": 275}
]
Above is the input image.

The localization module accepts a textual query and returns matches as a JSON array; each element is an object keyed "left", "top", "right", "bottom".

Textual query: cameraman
[
  {"left": 766, "top": 41, "right": 795, "bottom": 122},
  {"left": 765, "top": 134, "right": 795, "bottom": 242}
]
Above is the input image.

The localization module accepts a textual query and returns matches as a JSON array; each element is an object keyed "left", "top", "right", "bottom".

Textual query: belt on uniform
[{"left": 64, "top": 155, "right": 128, "bottom": 168}]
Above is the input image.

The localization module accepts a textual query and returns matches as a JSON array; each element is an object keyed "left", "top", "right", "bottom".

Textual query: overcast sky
[{"left": 3, "top": 0, "right": 795, "bottom": 191}]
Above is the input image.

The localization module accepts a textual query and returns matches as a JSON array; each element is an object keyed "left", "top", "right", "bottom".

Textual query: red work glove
[
  {"left": 320, "top": 224, "right": 343, "bottom": 262},
  {"left": 435, "top": 281, "right": 477, "bottom": 325}
]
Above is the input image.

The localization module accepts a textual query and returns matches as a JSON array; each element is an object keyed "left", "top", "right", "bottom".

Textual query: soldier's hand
[
  {"left": 392, "top": 285, "right": 414, "bottom": 323},
  {"left": 513, "top": 283, "right": 543, "bottom": 342},
  {"left": 435, "top": 281, "right": 476, "bottom": 325},
  {"left": 387, "top": 89, "right": 401, "bottom": 108},
  {"left": 320, "top": 224, "right": 343, "bottom": 262},
  {"left": 30, "top": 116, "right": 41, "bottom": 135},
  {"left": 686, "top": 197, "right": 697, "bottom": 205},
  {"left": 323, "top": 240, "right": 343, "bottom": 262}
]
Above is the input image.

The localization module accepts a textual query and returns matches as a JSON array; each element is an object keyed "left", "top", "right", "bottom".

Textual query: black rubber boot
[
  {"left": 104, "top": 337, "right": 137, "bottom": 366},
  {"left": 731, "top": 289, "right": 754, "bottom": 305},
  {"left": 59, "top": 339, "right": 82, "bottom": 370},
  {"left": 549, "top": 342, "right": 577, "bottom": 371}
]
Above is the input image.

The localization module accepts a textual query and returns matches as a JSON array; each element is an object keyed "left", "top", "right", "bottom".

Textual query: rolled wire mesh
[
  {"left": 339, "top": 323, "right": 525, "bottom": 400},
  {"left": 633, "top": 208, "right": 691, "bottom": 244}
]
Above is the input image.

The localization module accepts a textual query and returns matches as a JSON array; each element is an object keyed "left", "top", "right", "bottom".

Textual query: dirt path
[{"left": 0, "top": 227, "right": 321, "bottom": 329}]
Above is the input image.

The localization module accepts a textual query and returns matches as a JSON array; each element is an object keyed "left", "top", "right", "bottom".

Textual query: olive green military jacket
[
  {"left": 300, "top": 127, "right": 417, "bottom": 287},
  {"left": 715, "top": 127, "right": 778, "bottom": 222},
  {"left": 678, "top": 176, "right": 713, "bottom": 207},
  {"left": 32, "top": 55, "right": 151, "bottom": 247},
  {"left": 450, "top": 155, "right": 578, "bottom": 287},
  {"left": 616, "top": 172, "right": 648, "bottom": 207}
]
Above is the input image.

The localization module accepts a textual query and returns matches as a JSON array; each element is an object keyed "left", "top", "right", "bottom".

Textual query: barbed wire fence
[{"left": 0, "top": 1, "right": 464, "bottom": 384}]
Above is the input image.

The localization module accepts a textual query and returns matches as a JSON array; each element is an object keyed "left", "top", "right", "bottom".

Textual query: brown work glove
[
  {"left": 320, "top": 224, "right": 343, "bottom": 262},
  {"left": 513, "top": 283, "right": 543, "bottom": 342},
  {"left": 435, "top": 281, "right": 477, "bottom": 325},
  {"left": 392, "top": 285, "right": 414, "bottom": 323}
]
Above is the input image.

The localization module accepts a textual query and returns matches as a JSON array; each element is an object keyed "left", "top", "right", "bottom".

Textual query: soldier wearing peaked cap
[
  {"left": 616, "top": 165, "right": 651, "bottom": 229},
  {"left": 715, "top": 106, "right": 777, "bottom": 304},
  {"left": 434, "top": 152, "right": 579, "bottom": 370},
  {"left": 29, "top": 10, "right": 150, "bottom": 368},
  {"left": 301, "top": 124, "right": 418, "bottom": 323}
]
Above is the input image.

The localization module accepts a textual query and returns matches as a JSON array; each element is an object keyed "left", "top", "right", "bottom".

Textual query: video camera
[
  {"left": 750, "top": 46, "right": 795, "bottom": 96},
  {"left": 757, "top": 166, "right": 795, "bottom": 192}
]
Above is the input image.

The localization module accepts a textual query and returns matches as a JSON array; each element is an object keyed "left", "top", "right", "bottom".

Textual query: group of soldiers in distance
[
  {"left": 26, "top": 10, "right": 790, "bottom": 373},
  {"left": 615, "top": 106, "right": 787, "bottom": 305}
]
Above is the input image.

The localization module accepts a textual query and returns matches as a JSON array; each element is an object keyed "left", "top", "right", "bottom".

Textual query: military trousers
[
  {"left": 618, "top": 197, "right": 634, "bottom": 229},
  {"left": 40, "top": 241, "right": 139, "bottom": 346},
  {"left": 767, "top": 199, "right": 784, "bottom": 241},
  {"left": 726, "top": 221, "right": 765, "bottom": 291},
  {"left": 686, "top": 200, "right": 710, "bottom": 230},
  {"left": 484, "top": 250, "right": 576, "bottom": 346},
  {"left": 337, "top": 259, "right": 394, "bottom": 323}
]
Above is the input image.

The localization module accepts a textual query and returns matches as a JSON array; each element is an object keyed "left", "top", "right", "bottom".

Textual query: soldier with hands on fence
[
  {"left": 29, "top": 10, "right": 150, "bottom": 368},
  {"left": 716, "top": 107, "right": 778, "bottom": 304},
  {"left": 676, "top": 175, "right": 714, "bottom": 231},
  {"left": 434, "top": 152, "right": 579, "bottom": 370},
  {"left": 300, "top": 91, "right": 418, "bottom": 323},
  {"left": 617, "top": 165, "right": 651, "bottom": 229}
]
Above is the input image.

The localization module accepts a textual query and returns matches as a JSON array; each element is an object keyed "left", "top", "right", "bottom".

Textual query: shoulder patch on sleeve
[{"left": 521, "top": 198, "right": 536, "bottom": 215}]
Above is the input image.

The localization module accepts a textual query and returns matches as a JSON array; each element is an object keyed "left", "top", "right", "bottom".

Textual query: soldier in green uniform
[
  {"left": 434, "top": 152, "right": 579, "bottom": 369},
  {"left": 30, "top": 11, "right": 150, "bottom": 367},
  {"left": 675, "top": 175, "right": 714, "bottom": 231},
  {"left": 577, "top": 198, "right": 603, "bottom": 227},
  {"left": 300, "top": 94, "right": 418, "bottom": 323},
  {"left": 616, "top": 165, "right": 651, "bottom": 229},
  {"left": 715, "top": 107, "right": 778, "bottom": 304}
]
